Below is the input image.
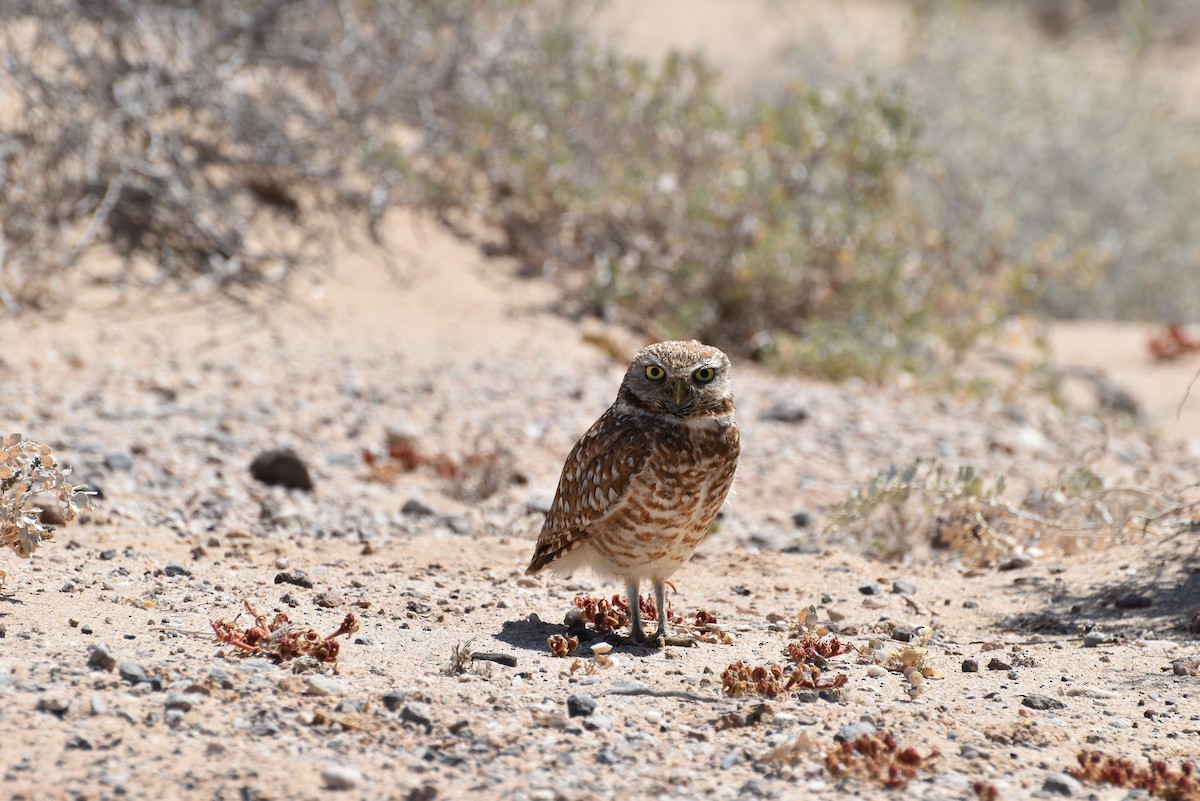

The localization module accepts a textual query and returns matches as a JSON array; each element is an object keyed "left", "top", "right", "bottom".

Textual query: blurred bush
[{"left": 4, "top": 0, "right": 1195, "bottom": 380}]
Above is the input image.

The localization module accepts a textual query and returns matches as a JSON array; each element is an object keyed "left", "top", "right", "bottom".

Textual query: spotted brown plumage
[{"left": 526, "top": 340, "right": 740, "bottom": 645}]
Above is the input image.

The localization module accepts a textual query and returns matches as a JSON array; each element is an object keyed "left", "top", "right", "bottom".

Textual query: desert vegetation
[{"left": 5, "top": 0, "right": 1199, "bottom": 380}]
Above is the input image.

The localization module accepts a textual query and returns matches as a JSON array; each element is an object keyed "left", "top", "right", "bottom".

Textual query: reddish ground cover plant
[
  {"left": 212, "top": 600, "right": 360, "bottom": 664},
  {"left": 1148, "top": 324, "right": 1200, "bottom": 361},
  {"left": 546, "top": 634, "right": 579, "bottom": 658},
  {"left": 1071, "top": 751, "right": 1199, "bottom": 800},
  {"left": 721, "top": 660, "right": 848, "bottom": 698},
  {"left": 787, "top": 633, "right": 854, "bottom": 666},
  {"left": 825, "top": 732, "right": 940, "bottom": 789}
]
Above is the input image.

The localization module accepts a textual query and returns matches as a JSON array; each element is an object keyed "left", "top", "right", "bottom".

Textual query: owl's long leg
[
  {"left": 625, "top": 578, "right": 647, "bottom": 643},
  {"left": 652, "top": 579, "right": 697, "bottom": 648},
  {"left": 652, "top": 580, "right": 668, "bottom": 641}
]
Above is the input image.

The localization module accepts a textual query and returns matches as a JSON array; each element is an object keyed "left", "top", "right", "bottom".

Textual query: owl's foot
[{"left": 609, "top": 631, "right": 696, "bottom": 649}]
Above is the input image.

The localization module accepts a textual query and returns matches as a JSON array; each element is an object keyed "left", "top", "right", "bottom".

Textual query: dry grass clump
[
  {"left": 826, "top": 457, "right": 1200, "bottom": 562},
  {"left": 0, "top": 0, "right": 548, "bottom": 309},
  {"left": 0, "top": 433, "right": 95, "bottom": 580}
]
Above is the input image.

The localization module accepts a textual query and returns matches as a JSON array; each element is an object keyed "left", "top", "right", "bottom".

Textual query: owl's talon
[{"left": 662, "top": 634, "right": 696, "bottom": 648}]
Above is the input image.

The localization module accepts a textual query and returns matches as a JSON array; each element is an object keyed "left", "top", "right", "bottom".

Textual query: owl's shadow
[
  {"left": 494, "top": 613, "right": 600, "bottom": 653},
  {"left": 495, "top": 615, "right": 569, "bottom": 653}
]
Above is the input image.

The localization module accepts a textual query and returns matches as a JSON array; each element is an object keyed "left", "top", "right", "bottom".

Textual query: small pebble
[
  {"left": 1083, "top": 631, "right": 1109, "bottom": 648},
  {"left": 87, "top": 644, "right": 118, "bottom": 672},
  {"left": 304, "top": 675, "right": 347, "bottom": 697},
  {"left": 858, "top": 583, "right": 884, "bottom": 596},
  {"left": 401, "top": 703, "right": 434, "bottom": 732},
  {"left": 118, "top": 661, "right": 150, "bottom": 685},
  {"left": 761, "top": 399, "right": 809, "bottom": 423},
  {"left": 999, "top": 554, "right": 1033, "bottom": 570},
  {"left": 891, "top": 579, "right": 917, "bottom": 595},
  {"left": 891, "top": 625, "right": 918, "bottom": 642},
  {"left": 249, "top": 449, "right": 314, "bottom": 492},
  {"left": 866, "top": 665, "right": 886, "bottom": 678},
  {"left": 104, "top": 452, "right": 134, "bottom": 471},
  {"left": 163, "top": 692, "right": 193, "bottom": 712},
  {"left": 274, "top": 556, "right": 289, "bottom": 570},
  {"left": 986, "top": 658, "right": 1012, "bottom": 671},
  {"left": 320, "top": 764, "right": 363, "bottom": 791},
  {"left": 962, "top": 599, "right": 979, "bottom": 609},
  {"left": 162, "top": 562, "right": 191, "bottom": 577},
  {"left": 1022, "top": 694, "right": 1067, "bottom": 711},
  {"left": 36, "top": 693, "right": 71, "bottom": 716},
  {"left": 567, "top": 693, "right": 597, "bottom": 718},
  {"left": 962, "top": 658, "right": 979, "bottom": 673},
  {"left": 835, "top": 720, "right": 877, "bottom": 743},
  {"left": 274, "top": 570, "right": 314, "bottom": 589},
  {"left": 1042, "top": 772, "right": 1085, "bottom": 797},
  {"left": 401, "top": 498, "right": 436, "bottom": 517},
  {"left": 382, "top": 691, "right": 406, "bottom": 712}
]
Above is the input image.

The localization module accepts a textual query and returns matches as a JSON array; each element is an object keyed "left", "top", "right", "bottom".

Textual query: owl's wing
[{"left": 526, "top": 409, "right": 652, "bottom": 574}]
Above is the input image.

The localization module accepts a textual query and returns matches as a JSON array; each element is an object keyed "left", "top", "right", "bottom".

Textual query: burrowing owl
[{"left": 527, "top": 340, "right": 740, "bottom": 645}]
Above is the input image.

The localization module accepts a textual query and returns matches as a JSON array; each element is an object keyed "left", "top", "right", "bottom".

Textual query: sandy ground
[
  {"left": 2, "top": 3, "right": 1200, "bottom": 800},
  {"left": 0, "top": 209, "right": 1198, "bottom": 801}
]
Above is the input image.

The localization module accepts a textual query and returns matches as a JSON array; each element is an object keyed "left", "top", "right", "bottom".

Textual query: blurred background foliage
[{"left": 2, "top": 0, "right": 1199, "bottom": 379}]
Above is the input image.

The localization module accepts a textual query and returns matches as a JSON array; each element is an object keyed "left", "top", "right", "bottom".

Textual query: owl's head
[{"left": 619, "top": 340, "right": 734, "bottom": 418}]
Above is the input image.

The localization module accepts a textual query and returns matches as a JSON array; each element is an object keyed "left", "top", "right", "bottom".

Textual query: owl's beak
[{"left": 671, "top": 379, "right": 687, "bottom": 407}]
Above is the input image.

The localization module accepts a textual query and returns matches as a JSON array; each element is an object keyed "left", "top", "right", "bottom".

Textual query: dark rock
[
  {"left": 962, "top": 599, "right": 979, "bottom": 609},
  {"left": 858, "top": 583, "right": 884, "bottom": 596},
  {"left": 1114, "top": 593, "right": 1152, "bottom": 609},
  {"left": 118, "top": 661, "right": 160, "bottom": 689},
  {"left": 401, "top": 703, "right": 434, "bottom": 732},
  {"left": 401, "top": 498, "right": 436, "bottom": 517},
  {"left": 1022, "top": 694, "right": 1067, "bottom": 711},
  {"left": 274, "top": 570, "right": 314, "bottom": 589},
  {"left": 567, "top": 693, "right": 597, "bottom": 718},
  {"left": 36, "top": 693, "right": 70, "bottom": 716},
  {"left": 162, "top": 562, "right": 191, "bottom": 577},
  {"left": 87, "top": 643, "right": 118, "bottom": 672},
  {"left": 39, "top": 507, "right": 66, "bottom": 526},
  {"left": 249, "top": 449, "right": 314, "bottom": 492},
  {"left": 1171, "top": 657, "right": 1200, "bottom": 677},
  {"left": 65, "top": 734, "right": 93, "bottom": 750},
  {"left": 1042, "top": 772, "right": 1085, "bottom": 796},
  {"left": 791, "top": 511, "right": 812, "bottom": 529},
  {"left": 962, "top": 658, "right": 979, "bottom": 673},
  {"left": 761, "top": 399, "right": 809, "bottom": 423},
  {"left": 835, "top": 720, "right": 877, "bottom": 743},
  {"left": 782, "top": 541, "right": 821, "bottom": 555},
  {"left": 999, "top": 554, "right": 1034, "bottom": 570},
  {"left": 382, "top": 691, "right": 406, "bottom": 712},
  {"left": 471, "top": 652, "right": 518, "bottom": 668},
  {"left": 986, "top": 658, "right": 1012, "bottom": 671},
  {"left": 99, "top": 549, "right": 116, "bottom": 561},
  {"left": 891, "top": 625, "right": 918, "bottom": 642}
]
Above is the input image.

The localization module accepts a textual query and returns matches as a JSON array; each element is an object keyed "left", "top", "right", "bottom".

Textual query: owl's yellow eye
[
  {"left": 645, "top": 364, "right": 666, "bottom": 381},
  {"left": 693, "top": 366, "right": 716, "bottom": 383}
]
